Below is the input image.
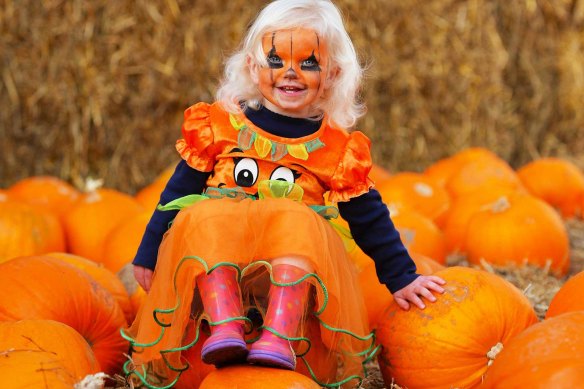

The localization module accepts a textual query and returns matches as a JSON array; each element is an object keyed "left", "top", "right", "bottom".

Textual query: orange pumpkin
[
  {"left": 135, "top": 166, "right": 174, "bottom": 211},
  {"left": 376, "top": 172, "right": 450, "bottom": 226},
  {"left": 464, "top": 192, "right": 570, "bottom": 275},
  {"left": 293, "top": 315, "right": 338, "bottom": 385},
  {"left": 0, "top": 348, "right": 80, "bottom": 388},
  {"left": 173, "top": 321, "right": 216, "bottom": 389},
  {"left": 445, "top": 156, "right": 524, "bottom": 199},
  {"left": 199, "top": 365, "right": 320, "bottom": 389},
  {"left": 0, "top": 255, "right": 128, "bottom": 375},
  {"left": 7, "top": 175, "right": 80, "bottom": 219},
  {"left": 0, "top": 319, "right": 100, "bottom": 380},
  {"left": 47, "top": 252, "right": 134, "bottom": 325},
  {"left": 483, "top": 312, "right": 584, "bottom": 388},
  {"left": 390, "top": 208, "right": 447, "bottom": 264},
  {"left": 376, "top": 266, "right": 538, "bottom": 389},
  {"left": 63, "top": 188, "right": 143, "bottom": 262},
  {"left": 442, "top": 186, "right": 522, "bottom": 255},
  {"left": 0, "top": 200, "right": 66, "bottom": 263},
  {"left": 357, "top": 251, "right": 445, "bottom": 330},
  {"left": 0, "top": 188, "right": 12, "bottom": 202},
  {"left": 100, "top": 210, "right": 151, "bottom": 274},
  {"left": 545, "top": 270, "right": 584, "bottom": 318},
  {"left": 424, "top": 147, "right": 501, "bottom": 187},
  {"left": 517, "top": 157, "right": 584, "bottom": 218},
  {"left": 369, "top": 163, "right": 392, "bottom": 183}
]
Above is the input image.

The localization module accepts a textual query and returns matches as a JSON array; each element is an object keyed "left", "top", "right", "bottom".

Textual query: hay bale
[{"left": 1, "top": 0, "right": 583, "bottom": 193}]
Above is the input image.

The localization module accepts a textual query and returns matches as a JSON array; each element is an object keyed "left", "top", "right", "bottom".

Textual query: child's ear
[
  {"left": 247, "top": 55, "right": 260, "bottom": 84},
  {"left": 325, "top": 66, "right": 340, "bottom": 89}
]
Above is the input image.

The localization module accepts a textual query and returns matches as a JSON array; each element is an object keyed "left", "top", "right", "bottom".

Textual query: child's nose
[{"left": 284, "top": 67, "right": 298, "bottom": 79}]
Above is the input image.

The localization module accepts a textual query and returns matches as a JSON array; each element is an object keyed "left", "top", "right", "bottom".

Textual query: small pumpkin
[
  {"left": 545, "top": 270, "right": 584, "bottom": 318},
  {"left": 464, "top": 192, "right": 570, "bottom": 275},
  {"left": 517, "top": 157, "right": 584, "bottom": 218},
  {"left": 0, "top": 319, "right": 100, "bottom": 380},
  {"left": 376, "top": 266, "right": 538, "bottom": 389},
  {"left": 199, "top": 365, "right": 320, "bottom": 389},
  {"left": 483, "top": 312, "right": 584, "bottom": 388},
  {"left": 0, "top": 255, "right": 128, "bottom": 375}
]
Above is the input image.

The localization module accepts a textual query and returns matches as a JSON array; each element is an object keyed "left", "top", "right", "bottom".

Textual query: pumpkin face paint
[{"left": 252, "top": 28, "right": 330, "bottom": 118}]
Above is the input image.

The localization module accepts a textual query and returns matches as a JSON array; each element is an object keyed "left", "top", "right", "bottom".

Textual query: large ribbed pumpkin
[
  {"left": 0, "top": 349, "right": 81, "bottom": 388},
  {"left": 0, "top": 319, "right": 100, "bottom": 380},
  {"left": 376, "top": 266, "right": 538, "bottom": 389},
  {"left": 0, "top": 255, "right": 128, "bottom": 375},
  {"left": 47, "top": 252, "right": 134, "bottom": 325},
  {"left": 517, "top": 157, "right": 584, "bottom": 218},
  {"left": 483, "top": 312, "right": 584, "bottom": 387},
  {"left": 63, "top": 188, "right": 143, "bottom": 262},
  {"left": 199, "top": 365, "right": 320, "bottom": 389},
  {"left": 464, "top": 192, "right": 570, "bottom": 275},
  {"left": 0, "top": 200, "right": 66, "bottom": 263},
  {"left": 545, "top": 270, "right": 584, "bottom": 318},
  {"left": 357, "top": 251, "right": 445, "bottom": 330}
]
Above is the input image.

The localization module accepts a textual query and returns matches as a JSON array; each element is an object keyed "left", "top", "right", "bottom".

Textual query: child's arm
[
  {"left": 133, "top": 160, "right": 210, "bottom": 291},
  {"left": 338, "top": 188, "right": 445, "bottom": 310}
]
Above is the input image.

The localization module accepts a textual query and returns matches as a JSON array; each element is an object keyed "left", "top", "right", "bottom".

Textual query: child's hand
[
  {"left": 392, "top": 275, "right": 446, "bottom": 311},
  {"left": 134, "top": 265, "right": 154, "bottom": 292}
]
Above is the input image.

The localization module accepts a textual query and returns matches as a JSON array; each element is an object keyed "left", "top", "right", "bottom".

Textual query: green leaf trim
[{"left": 229, "top": 113, "right": 326, "bottom": 162}]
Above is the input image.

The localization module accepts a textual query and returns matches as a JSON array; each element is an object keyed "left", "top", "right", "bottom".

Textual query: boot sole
[
  {"left": 247, "top": 349, "right": 295, "bottom": 370},
  {"left": 202, "top": 339, "right": 249, "bottom": 367}
]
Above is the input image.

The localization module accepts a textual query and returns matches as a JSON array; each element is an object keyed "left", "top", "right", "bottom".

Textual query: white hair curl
[{"left": 215, "top": 0, "right": 365, "bottom": 129}]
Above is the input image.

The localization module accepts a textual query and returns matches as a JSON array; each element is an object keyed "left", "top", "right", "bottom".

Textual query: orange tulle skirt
[{"left": 123, "top": 195, "right": 375, "bottom": 388}]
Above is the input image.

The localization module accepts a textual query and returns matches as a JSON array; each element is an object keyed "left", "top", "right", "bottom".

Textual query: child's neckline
[{"left": 243, "top": 105, "right": 325, "bottom": 141}]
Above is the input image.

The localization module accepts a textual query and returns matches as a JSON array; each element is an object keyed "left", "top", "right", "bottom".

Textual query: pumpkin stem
[
  {"left": 490, "top": 196, "right": 510, "bottom": 213},
  {"left": 486, "top": 342, "right": 504, "bottom": 366}
]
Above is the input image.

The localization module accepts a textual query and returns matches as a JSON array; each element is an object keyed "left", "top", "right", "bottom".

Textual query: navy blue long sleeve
[
  {"left": 338, "top": 189, "right": 419, "bottom": 293},
  {"left": 132, "top": 160, "right": 210, "bottom": 269}
]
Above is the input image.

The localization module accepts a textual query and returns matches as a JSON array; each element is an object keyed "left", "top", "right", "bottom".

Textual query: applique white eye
[
  {"left": 270, "top": 166, "right": 296, "bottom": 183},
  {"left": 233, "top": 158, "right": 258, "bottom": 187}
]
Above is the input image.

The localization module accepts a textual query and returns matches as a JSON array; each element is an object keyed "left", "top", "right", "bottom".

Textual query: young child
[{"left": 124, "top": 0, "right": 446, "bottom": 387}]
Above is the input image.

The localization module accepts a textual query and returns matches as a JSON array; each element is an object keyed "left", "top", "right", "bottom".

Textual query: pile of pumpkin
[{"left": 0, "top": 147, "right": 583, "bottom": 388}]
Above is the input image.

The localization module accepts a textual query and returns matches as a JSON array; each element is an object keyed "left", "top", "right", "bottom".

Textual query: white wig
[{"left": 215, "top": 0, "right": 365, "bottom": 129}]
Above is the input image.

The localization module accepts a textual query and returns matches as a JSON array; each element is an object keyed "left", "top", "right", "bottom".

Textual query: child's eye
[
  {"left": 300, "top": 53, "right": 320, "bottom": 71},
  {"left": 267, "top": 48, "right": 283, "bottom": 69}
]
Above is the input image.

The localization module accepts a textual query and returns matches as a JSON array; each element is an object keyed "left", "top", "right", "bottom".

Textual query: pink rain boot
[
  {"left": 197, "top": 267, "right": 248, "bottom": 366},
  {"left": 247, "top": 264, "right": 310, "bottom": 370}
]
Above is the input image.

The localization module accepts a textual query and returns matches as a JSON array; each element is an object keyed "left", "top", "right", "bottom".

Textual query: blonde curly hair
[{"left": 215, "top": 0, "right": 365, "bottom": 129}]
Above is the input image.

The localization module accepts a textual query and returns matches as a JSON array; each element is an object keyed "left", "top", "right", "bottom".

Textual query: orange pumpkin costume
[{"left": 122, "top": 102, "right": 377, "bottom": 388}]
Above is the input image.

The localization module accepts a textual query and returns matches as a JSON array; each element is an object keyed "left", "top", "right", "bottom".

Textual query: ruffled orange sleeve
[
  {"left": 175, "top": 102, "right": 216, "bottom": 172},
  {"left": 328, "top": 131, "right": 374, "bottom": 203}
]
